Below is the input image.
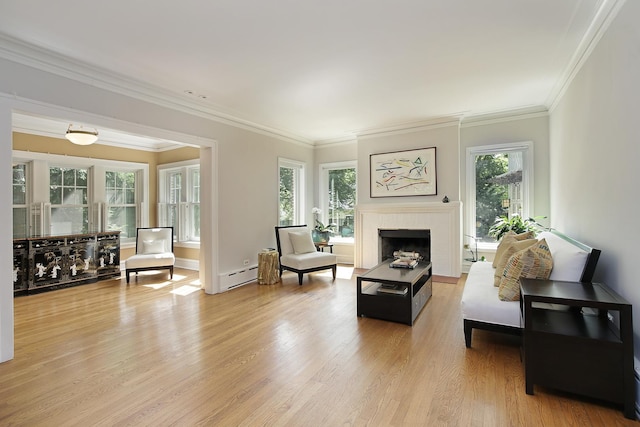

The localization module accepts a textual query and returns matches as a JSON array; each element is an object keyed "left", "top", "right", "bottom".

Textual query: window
[
  {"left": 278, "top": 158, "right": 305, "bottom": 226},
  {"left": 13, "top": 150, "right": 148, "bottom": 240},
  {"left": 105, "top": 170, "right": 137, "bottom": 239},
  {"left": 49, "top": 166, "right": 89, "bottom": 235},
  {"left": 319, "top": 161, "right": 356, "bottom": 241},
  {"left": 158, "top": 161, "right": 200, "bottom": 243},
  {"left": 466, "top": 142, "right": 533, "bottom": 246},
  {"left": 190, "top": 168, "right": 200, "bottom": 241},
  {"left": 13, "top": 163, "right": 29, "bottom": 238}
]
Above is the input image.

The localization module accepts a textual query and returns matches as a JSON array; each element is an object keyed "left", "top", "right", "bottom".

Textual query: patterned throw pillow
[
  {"left": 498, "top": 239, "right": 553, "bottom": 301},
  {"left": 492, "top": 231, "right": 536, "bottom": 268},
  {"left": 493, "top": 238, "right": 537, "bottom": 286}
]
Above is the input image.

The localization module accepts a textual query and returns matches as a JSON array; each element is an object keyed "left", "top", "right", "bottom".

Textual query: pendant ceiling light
[{"left": 65, "top": 124, "right": 99, "bottom": 145}]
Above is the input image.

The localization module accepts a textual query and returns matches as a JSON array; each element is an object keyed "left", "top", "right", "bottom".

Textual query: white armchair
[
  {"left": 275, "top": 225, "right": 337, "bottom": 286},
  {"left": 125, "top": 227, "right": 175, "bottom": 284}
]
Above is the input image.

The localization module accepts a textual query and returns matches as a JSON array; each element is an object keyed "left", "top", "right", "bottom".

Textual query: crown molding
[
  {"left": 0, "top": 33, "right": 314, "bottom": 147},
  {"left": 547, "top": 0, "right": 626, "bottom": 112},
  {"left": 354, "top": 115, "right": 463, "bottom": 139},
  {"left": 460, "top": 106, "right": 549, "bottom": 128}
]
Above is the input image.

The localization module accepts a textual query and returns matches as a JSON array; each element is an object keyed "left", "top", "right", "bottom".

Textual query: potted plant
[
  {"left": 312, "top": 207, "right": 334, "bottom": 243},
  {"left": 488, "top": 215, "right": 546, "bottom": 241}
]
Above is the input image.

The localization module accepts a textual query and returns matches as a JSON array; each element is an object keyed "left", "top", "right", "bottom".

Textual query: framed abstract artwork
[{"left": 370, "top": 147, "right": 437, "bottom": 197}]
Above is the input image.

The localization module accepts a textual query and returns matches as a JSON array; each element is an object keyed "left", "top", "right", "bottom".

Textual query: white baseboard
[{"left": 175, "top": 257, "right": 199, "bottom": 270}]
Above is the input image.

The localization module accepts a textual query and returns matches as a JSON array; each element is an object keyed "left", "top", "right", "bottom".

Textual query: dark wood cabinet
[
  {"left": 520, "top": 278, "right": 635, "bottom": 419},
  {"left": 357, "top": 260, "right": 432, "bottom": 325},
  {"left": 16, "top": 231, "right": 120, "bottom": 294},
  {"left": 13, "top": 240, "right": 28, "bottom": 293}
]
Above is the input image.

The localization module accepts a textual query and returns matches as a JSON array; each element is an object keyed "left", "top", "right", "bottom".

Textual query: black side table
[
  {"left": 520, "top": 278, "right": 635, "bottom": 420},
  {"left": 314, "top": 243, "right": 333, "bottom": 253}
]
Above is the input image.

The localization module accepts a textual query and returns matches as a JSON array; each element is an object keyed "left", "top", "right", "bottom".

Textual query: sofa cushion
[
  {"left": 493, "top": 231, "right": 536, "bottom": 268},
  {"left": 498, "top": 239, "right": 553, "bottom": 301},
  {"left": 493, "top": 238, "right": 537, "bottom": 286},
  {"left": 289, "top": 231, "right": 317, "bottom": 254},
  {"left": 537, "top": 231, "right": 590, "bottom": 282},
  {"left": 461, "top": 261, "right": 520, "bottom": 328}
]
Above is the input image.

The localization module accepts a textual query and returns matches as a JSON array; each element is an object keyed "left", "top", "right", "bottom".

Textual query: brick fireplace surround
[{"left": 355, "top": 202, "right": 462, "bottom": 281}]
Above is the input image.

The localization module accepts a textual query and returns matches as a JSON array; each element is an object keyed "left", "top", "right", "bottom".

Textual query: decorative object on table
[
  {"left": 389, "top": 250, "right": 421, "bottom": 269},
  {"left": 311, "top": 207, "right": 334, "bottom": 243},
  {"left": 442, "top": 195, "right": 449, "bottom": 203},
  {"left": 464, "top": 234, "right": 481, "bottom": 262},
  {"left": 370, "top": 147, "right": 437, "bottom": 197}
]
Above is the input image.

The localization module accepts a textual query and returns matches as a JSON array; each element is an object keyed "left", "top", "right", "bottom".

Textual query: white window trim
[
  {"left": 318, "top": 160, "right": 357, "bottom": 244},
  {"left": 278, "top": 157, "right": 305, "bottom": 226},
  {"left": 157, "top": 159, "right": 200, "bottom": 247},
  {"left": 465, "top": 141, "right": 534, "bottom": 250},
  {"left": 12, "top": 150, "right": 149, "bottom": 241}
]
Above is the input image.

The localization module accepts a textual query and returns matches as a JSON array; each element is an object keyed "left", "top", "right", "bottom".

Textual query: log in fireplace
[{"left": 378, "top": 229, "right": 431, "bottom": 263}]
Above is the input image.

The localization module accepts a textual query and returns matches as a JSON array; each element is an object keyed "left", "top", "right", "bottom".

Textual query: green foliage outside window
[
  {"left": 327, "top": 168, "right": 356, "bottom": 237},
  {"left": 475, "top": 154, "right": 508, "bottom": 242},
  {"left": 279, "top": 167, "right": 294, "bottom": 226}
]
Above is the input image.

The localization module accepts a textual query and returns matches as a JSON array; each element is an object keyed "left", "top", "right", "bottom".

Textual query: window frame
[
  {"left": 318, "top": 160, "right": 357, "bottom": 243},
  {"left": 466, "top": 141, "right": 534, "bottom": 250},
  {"left": 278, "top": 158, "right": 305, "bottom": 227},
  {"left": 48, "top": 165, "right": 91, "bottom": 235},
  {"left": 12, "top": 150, "right": 149, "bottom": 244},
  {"left": 104, "top": 169, "right": 141, "bottom": 240},
  {"left": 157, "top": 159, "right": 200, "bottom": 245},
  {"left": 12, "top": 162, "right": 30, "bottom": 239}
]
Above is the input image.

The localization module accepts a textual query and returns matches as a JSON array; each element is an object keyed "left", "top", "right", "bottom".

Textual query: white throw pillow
[
  {"left": 143, "top": 240, "right": 165, "bottom": 254},
  {"left": 289, "top": 231, "right": 317, "bottom": 254}
]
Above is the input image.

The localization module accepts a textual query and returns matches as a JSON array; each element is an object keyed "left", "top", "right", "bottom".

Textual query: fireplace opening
[{"left": 378, "top": 229, "right": 431, "bottom": 263}]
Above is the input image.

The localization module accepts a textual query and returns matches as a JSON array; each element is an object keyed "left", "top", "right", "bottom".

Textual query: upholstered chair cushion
[
  {"left": 143, "top": 239, "right": 166, "bottom": 254},
  {"left": 289, "top": 231, "right": 317, "bottom": 254}
]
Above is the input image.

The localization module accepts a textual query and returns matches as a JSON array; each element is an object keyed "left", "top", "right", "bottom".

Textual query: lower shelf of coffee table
[{"left": 357, "top": 262, "right": 432, "bottom": 326}]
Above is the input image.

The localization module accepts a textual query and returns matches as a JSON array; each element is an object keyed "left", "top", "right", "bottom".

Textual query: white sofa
[{"left": 461, "top": 230, "right": 601, "bottom": 347}]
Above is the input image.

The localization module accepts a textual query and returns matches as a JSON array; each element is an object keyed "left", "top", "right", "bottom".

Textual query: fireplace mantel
[{"left": 355, "top": 202, "right": 462, "bottom": 279}]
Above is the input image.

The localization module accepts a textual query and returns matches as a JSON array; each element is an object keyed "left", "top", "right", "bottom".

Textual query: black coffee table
[{"left": 357, "top": 259, "right": 432, "bottom": 325}]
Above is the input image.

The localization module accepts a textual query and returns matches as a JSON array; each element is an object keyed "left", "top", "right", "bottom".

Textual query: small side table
[
  {"left": 257, "top": 249, "right": 279, "bottom": 285},
  {"left": 314, "top": 243, "right": 333, "bottom": 253},
  {"left": 520, "top": 278, "right": 635, "bottom": 419}
]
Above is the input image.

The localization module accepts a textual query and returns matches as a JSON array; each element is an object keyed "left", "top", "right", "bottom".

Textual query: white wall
[{"left": 549, "top": 0, "right": 640, "bottom": 358}]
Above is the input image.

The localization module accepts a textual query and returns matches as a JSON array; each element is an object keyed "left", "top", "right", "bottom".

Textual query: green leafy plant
[
  {"left": 488, "top": 215, "right": 546, "bottom": 241},
  {"left": 311, "top": 207, "right": 334, "bottom": 232}
]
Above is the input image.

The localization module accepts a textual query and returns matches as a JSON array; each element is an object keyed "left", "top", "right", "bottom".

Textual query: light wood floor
[{"left": 0, "top": 267, "right": 636, "bottom": 426}]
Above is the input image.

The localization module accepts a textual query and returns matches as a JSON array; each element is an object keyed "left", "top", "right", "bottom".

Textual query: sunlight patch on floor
[
  {"left": 143, "top": 281, "right": 173, "bottom": 290},
  {"left": 170, "top": 285, "right": 201, "bottom": 296},
  {"left": 317, "top": 265, "right": 354, "bottom": 280}
]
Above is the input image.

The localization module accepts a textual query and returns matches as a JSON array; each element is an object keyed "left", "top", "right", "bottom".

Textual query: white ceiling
[{"left": 0, "top": 0, "right": 621, "bottom": 145}]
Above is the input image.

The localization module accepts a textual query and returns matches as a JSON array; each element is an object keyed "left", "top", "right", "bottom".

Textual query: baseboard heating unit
[{"left": 218, "top": 265, "right": 258, "bottom": 291}]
